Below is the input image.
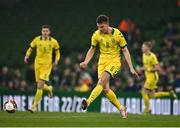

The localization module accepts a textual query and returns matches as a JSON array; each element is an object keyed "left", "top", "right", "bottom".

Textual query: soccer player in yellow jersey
[
  {"left": 138, "top": 41, "right": 177, "bottom": 114},
  {"left": 80, "top": 15, "right": 139, "bottom": 118},
  {"left": 24, "top": 25, "right": 60, "bottom": 113}
]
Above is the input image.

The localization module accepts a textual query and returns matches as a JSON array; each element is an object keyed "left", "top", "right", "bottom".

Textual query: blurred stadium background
[{"left": 0, "top": 0, "right": 180, "bottom": 119}]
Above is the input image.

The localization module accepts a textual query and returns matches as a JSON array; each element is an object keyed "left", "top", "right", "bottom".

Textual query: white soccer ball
[{"left": 4, "top": 100, "right": 17, "bottom": 113}]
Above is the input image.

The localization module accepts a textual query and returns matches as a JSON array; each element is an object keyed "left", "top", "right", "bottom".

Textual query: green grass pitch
[{"left": 0, "top": 111, "right": 179, "bottom": 127}]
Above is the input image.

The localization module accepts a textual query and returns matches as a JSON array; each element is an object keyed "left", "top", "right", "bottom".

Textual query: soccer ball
[{"left": 4, "top": 100, "right": 17, "bottom": 113}]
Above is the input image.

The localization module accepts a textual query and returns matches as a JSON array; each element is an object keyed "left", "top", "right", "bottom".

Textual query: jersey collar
[
  {"left": 111, "top": 28, "right": 115, "bottom": 35},
  {"left": 40, "top": 36, "right": 51, "bottom": 41},
  {"left": 99, "top": 28, "right": 115, "bottom": 35}
]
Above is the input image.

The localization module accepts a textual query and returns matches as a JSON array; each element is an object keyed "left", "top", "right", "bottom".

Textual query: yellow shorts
[
  {"left": 34, "top": 63, "right": 52, "bottom": 82},
  {"left": 144, "top": 73, "right": 159, "bottom": 90},
  {"left": 98, "top": 57, "right": 121, "bottom": 78}
]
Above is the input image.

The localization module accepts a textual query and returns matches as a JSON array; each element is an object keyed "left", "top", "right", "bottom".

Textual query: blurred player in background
[
  {"left": 80, "top": 14, "right": 139, "bottom": 118},
  {"left": 138, "top": 41, "right": 177, "bottom": 114},
  {"left": 24, "top": 25, "right": 60, "bottom": 113}
]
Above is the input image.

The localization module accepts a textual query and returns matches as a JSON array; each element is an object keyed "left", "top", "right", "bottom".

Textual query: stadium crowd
[{"left": 0, "top": 21, "right": 180, "bottom": 93}]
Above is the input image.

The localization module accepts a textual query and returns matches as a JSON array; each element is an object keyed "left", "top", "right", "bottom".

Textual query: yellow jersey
[
  {"left": 26, "top": 36, "right": 60, "bottom": 65},
  {"left": 91, "top": 28, "right": 127, "bottom": 59},
  {"left": 143, "top": 52, "right": 158, "bottom": 78}
]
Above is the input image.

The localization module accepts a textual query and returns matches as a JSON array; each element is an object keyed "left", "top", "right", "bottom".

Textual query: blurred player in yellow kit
[
  {"left": 24, "top": 25, "right": 60, "bottom": 113},
  {"left": 80, "top": 15, "right": 139, "bottom": 118},
  {"left": 138, "top": 41, "right": 177, "bottom": 114}
]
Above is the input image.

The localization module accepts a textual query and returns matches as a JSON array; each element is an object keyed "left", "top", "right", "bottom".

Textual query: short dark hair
[
  {"left": 96, "top": 14, "right": 109, "bottom": 24},
  {"left": 143, "top": 41, "right": 153, "bottom": 49},
  {"left": 42, "top": 25, "right": 50, "bottom": 30}
]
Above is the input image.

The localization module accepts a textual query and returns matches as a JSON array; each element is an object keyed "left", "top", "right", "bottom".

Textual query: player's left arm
[
  {"left": 147, "top": 64, "right": 160, "bottom": 72},
  {"left": 150, "top": 64, "right": 165, "bottom": 74},
  {"left": 117, "top": 31, "right": 139, "bottom": 78},
  {"left": 122, "top": 47, "right": 139, "bottom": 78},
  {"left": 54, "top": 41, "right": 60, "bottom": 65}
]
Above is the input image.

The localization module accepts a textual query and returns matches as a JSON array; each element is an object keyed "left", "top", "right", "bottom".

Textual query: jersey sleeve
[
  {"left": 30, "top": 37, "right": 37, "bottom": 48},
  {"left": 91, "top": 32, "right": 98, "bottom": 47},
  {"left": 53, "top": 40, "right": 60, "bottom": 62},
  {"left": 53, "top": 40, "right": 60, "bottom": 50},
  {"left": 26, "top": 37, "right": 37, "bottom": 57},
  {"left": 117, "top": 31, "right": 127, "bottom": 48},
  {"left": 152, "top": 54, "right": 158, "bottom": 65}
]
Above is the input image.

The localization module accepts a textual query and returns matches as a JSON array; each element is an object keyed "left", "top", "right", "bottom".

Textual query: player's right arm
[
  {"left": 80, "top": 47, "right": 96, "bottom": 69},
  {"left": 24, "top": 37, "right": 37, "bottom": 64},
  {"left": 80, "top": 32, "right": 98, "bottom": 69},
  {"left": 24, "top": 48, "right": 32, "bottom": 64}
]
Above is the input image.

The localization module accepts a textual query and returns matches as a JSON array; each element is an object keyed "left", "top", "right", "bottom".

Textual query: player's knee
[
  {"left": 98, "top": 74, "right": 109, "bottom": 86},
  {"left": 142, "top": 89, "right": 148, "bottom": 95},
  {"left": 98, "top": 78, "right": 107, "bottom": 86},
  {"left": 103, "top": 88, "right": 109, "bottom": 94},
  {"left": 37, "top": 80, "right": 44, "bottom": 89},
  {"left": 149, "top": 94, "right": 155, "bottom": 98}
]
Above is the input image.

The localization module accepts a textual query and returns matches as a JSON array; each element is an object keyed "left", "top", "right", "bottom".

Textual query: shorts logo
[{"left": 110, "top": 66, "right": 115, "bottom": 71}]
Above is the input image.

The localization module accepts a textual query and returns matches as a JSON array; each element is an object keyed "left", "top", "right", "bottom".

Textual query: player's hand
[
  {"left": 24, "top": 56, "right": 29, "bottom": 64},
  {"left": 130, "top": 67, "right": 140, "bottom": 80},
  {"left": 54, "top": 60, "right": 58, "bottom": 66},
  {"left": 53, "top": 60, "right": 59, "bottom": 67},
  {"left": 79, "top": 61, "right": 88, "bottom": 70},
  {"left": 137, "top": 67, "right": 146, "bottom": 74}
]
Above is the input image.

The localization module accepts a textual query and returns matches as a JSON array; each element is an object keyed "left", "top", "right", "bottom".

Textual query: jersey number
[{"left": 105, "top": 42, "right": 110, "bottom": 48}]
